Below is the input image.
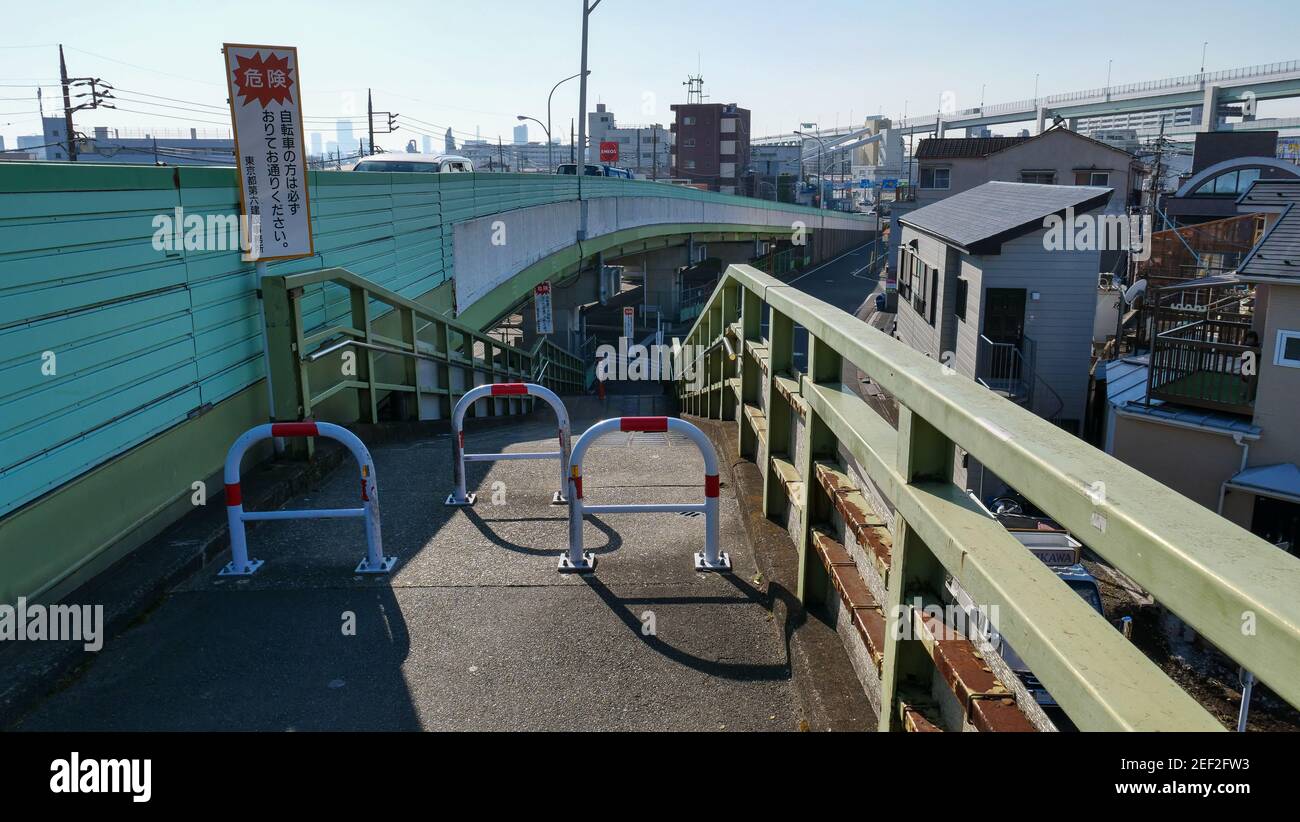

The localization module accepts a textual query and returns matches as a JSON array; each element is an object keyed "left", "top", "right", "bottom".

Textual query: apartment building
[{"left": 670, "top": 102, "right": 751, "bottom": 193}]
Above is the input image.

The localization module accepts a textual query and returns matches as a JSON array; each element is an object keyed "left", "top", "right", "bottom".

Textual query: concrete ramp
[{"left": 12, "top": 415, "right": 800, "bottom": 731}]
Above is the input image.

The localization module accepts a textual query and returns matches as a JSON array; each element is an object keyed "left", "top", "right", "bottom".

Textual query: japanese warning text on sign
[
  {"left": 223, "top": 43, "right": 313, "bottom": 261},
  {"left": 533, "top": 281, "right": 554, "bottom": 335}
]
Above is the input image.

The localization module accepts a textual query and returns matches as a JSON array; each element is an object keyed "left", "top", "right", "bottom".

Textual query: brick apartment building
[{"left": 670, "top": 102, "right": 751, "bottom": 193}]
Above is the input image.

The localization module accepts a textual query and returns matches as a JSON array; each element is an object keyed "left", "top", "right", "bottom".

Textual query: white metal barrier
[
  {"left": 561, "top": 416, "right": 730, "bottom": 574},
  {"left": 221, "top": 422, "right": 396, "bottom": 576},
  {"left": 445, "top": 382, "right": 572, "bottom": 506}
]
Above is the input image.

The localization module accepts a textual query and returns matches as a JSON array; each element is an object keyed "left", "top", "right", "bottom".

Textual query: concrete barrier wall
[{"left": 453, "top": 196, "right": 868, "bottom": 311}]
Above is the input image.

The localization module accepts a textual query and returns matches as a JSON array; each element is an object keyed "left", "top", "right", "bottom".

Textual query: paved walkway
[{"left": 13, "top": 414, "right": 800, "bottom": 731}]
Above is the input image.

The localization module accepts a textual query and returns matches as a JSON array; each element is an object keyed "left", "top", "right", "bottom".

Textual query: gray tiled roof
[
  {"left": 1238, "top": 180, "right": 1300, "bottom": 282},
  {"left": 915, "top": 136, "right": 1030, "bottom": 159},
  {"left": 898, "top": 181, "right": 1113, "bottom": 251}
]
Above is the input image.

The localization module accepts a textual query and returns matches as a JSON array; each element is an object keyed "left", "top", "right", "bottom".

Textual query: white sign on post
[
  {"left": 623, "top": 306, "right": 635, "bottom": 341},
  {"left": 534, "top": 281, "right": 554, "bottom": 335},
  {"left": 223, "top": 43, "right": 314, "bottom": 261}
]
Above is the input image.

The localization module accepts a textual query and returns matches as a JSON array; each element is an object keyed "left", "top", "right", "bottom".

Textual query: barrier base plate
[
  {"left": 694, "top": 551, "right": 732, "bottom": 573},
  {"left": 557, "top": 552, "right": 597, "bottom": 574},
  {"left": 355, "top": 555, "right": 398, "bottom": 574},
  {"left": 218, "top": 558, "right": 265, "bottom": 577},
  {"left": 551, "top": 491, "right": 567, "bottom": 505},
  {"left": 444, "top": 492, "right": 476, "bottom": 507}
]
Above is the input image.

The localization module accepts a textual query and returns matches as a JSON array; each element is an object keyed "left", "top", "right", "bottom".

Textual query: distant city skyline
[{"left": 3, "top": 0, "right": 1300, "bottom": 153}]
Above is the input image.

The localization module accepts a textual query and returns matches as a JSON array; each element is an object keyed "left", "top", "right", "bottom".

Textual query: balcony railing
[
  {"left": 677, "top": 263, "right": 1299, "bottom": 731},
  {"left": 1148, "top": 298, "right": 1257, "bottom": 415}
]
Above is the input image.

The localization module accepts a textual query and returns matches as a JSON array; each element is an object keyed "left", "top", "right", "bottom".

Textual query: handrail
[
  {"left": 676, "top": 263, "right": 1300, "bottom": 731},
  {"left": 260, "top": 267, "right": 585, "bottom": 442}
]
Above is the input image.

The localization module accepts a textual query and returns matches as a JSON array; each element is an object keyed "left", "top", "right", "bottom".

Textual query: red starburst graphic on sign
[{"left": 231, "top": 51, "right": 295, "bottom": 108}]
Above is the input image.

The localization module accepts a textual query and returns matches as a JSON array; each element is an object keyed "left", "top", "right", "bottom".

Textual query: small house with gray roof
[{"left": 895, "top": 180, "right": 1114, "bottom": 435}]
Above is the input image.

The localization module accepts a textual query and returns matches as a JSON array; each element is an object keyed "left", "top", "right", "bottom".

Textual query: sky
[{"left": 2, "top": 0, "right": 1298, "bottom": 153}]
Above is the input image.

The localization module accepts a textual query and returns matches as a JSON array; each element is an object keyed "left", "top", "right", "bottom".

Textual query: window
[
  {"left": 928, "top": 268, "right": 939, "bottom": 326},
  {"left": 1075, "top": 171, "right": 1111, "bottom": 186},
  {"left": 1192, "top": 168, "right": 1263, "bottom": 197},
  {"left": 682, "top": 116, "right": 696, "bottom": 126},
  {"left": 721, "top": 118, "right": 736, "bottom": 133},
  {"left": 685, "top": 160, "right": 696, "bottom": 170},
  {"left": 683, "top": 138, "right": 695, "bottom": 148},
  {"left": 901, "top": 246, "right": 937, "bottom": 325},
  {"left": 1275, "top": 330, "right": 1300, "bottom": 369},
  {"left": 955, "top": 278, "right": 968, "bottom": 321},
  {"left": 919, "top": 167, "right": 950, "bottom": 189},
  {"left": 1020, "top": 170, "right": 1057, "bottom": 184}
]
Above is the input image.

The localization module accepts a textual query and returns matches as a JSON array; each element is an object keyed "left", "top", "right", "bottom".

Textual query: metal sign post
[
  {"left": 224, "top": 43, "right": 314, "bottom": 443},
  {"left": 534, "top": 281, "right": 554, "bottom": 336}
]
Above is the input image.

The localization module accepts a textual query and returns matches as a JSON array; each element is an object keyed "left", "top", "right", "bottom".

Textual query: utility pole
[
  {"left": 570, "top": 119, "right": 575, "bottom": 163},
  {"left": 652, "top": 126, "right": 658, "bottom": 180},
  {"left": 367, "top": 89, "right": 375, "bottom": 156},
  {"left": 576, "top": 0, "right": 601, "bottom": 170},
  {"left": 59, "top": 45, "right": 77, "bottom": 161}
]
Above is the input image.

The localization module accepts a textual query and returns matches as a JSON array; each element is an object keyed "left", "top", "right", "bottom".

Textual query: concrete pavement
[{"left": 11, "top": 414, "right": 804, "bottom": 731}]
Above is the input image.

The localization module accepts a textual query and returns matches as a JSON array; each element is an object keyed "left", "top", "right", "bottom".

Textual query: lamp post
[
  {"left": 547, "top": 70, "right": 587, "bottom": 171},
  {"left": 575, "top": 0, "right": 602, "bottom": 172},
  {"left": 795, "top": 129, "right": 827, "bottom": 210},
  {"left": 517, "top": 115, "right": 550, "bottom": 171}
]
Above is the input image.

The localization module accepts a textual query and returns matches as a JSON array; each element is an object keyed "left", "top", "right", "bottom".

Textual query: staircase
[{"left": 976, "top": 334, "right": 1064, "bottom": 424}]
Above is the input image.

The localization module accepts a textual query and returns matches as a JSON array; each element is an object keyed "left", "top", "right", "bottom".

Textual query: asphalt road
[{"left": 776, "top": 240, "right": 885, "bottom": 370}]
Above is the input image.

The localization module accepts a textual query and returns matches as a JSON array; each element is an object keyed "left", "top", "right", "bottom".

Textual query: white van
[{"left": 352, "top": 152, "right": 474, "bottom": 173}]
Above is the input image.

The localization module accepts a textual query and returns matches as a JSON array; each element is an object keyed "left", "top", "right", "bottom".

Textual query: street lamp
[
  {"left": 795, "top": 129, "right": 827, "bottom": 210},
  {"left": 546, "top": 70, "right": 587, "bottom": 171},
  {"left": 576, "top": 0, "right": 602, "bottom": 173},
  {"left": 517, "top": 115, "right": 550, "bottom": 171}
]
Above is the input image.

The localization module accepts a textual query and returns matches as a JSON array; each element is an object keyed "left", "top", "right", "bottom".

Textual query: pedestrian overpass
[{"left": 2, "top": 162, "right": 1297, "bottom": 732}]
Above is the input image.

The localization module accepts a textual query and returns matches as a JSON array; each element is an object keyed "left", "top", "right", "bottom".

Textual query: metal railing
[
  {"left": 1148, "top": 315, "right": 1257, "bottom": 415},
  {"left": 975, "top": 335, "right": 1028, "bottom": 403},
  {"left": 260, "top": 267, "right": 585, "bottom": 451},
  {"left": 676, "top": 263, "right": 1300, "bottom": 731}
]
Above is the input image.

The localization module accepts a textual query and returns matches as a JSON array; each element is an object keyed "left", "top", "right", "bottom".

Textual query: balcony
[{"left": 1148, "top": 306, "right": 1256, "bottom": 416}]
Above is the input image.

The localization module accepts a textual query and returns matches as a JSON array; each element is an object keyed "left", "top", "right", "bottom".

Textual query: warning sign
[{"left": 223, "top": 43, "right": 313, "bottom": 261}]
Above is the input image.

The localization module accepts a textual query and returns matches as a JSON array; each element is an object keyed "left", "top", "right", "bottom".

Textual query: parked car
[
  {"left": 948, "top": 494, "right": 1107, "bottom": 708},
  {"left": 352, "top": 152, "right": 474, "bottom": 173}
]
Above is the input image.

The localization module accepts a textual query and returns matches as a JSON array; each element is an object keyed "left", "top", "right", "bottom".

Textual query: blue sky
[{"left": 2, "top": 0, "right": 1298, "bottom": 151}]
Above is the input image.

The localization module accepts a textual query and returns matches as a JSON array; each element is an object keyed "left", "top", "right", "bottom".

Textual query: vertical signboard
[
  {"left": 223, "top": 43, "right": 313, "bottom": 261},
  {"left": 622, "top": 306, "right": 635, "bottom": 340},
  {"left": 533, "top": 281, "right": 554, "bottom": 335}
]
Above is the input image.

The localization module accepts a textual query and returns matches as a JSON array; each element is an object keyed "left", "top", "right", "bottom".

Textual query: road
[{"left": 772, "top": 239, "right": 900, "bottom": 427}]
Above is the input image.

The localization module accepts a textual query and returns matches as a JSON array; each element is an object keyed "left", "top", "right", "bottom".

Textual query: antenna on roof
[{"left": 684, "top": 73, "right": 706, "bottom": 105}]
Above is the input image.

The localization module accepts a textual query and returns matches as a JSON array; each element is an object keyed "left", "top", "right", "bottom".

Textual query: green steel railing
[
  {"left": 677, "top": 263, "right": 1300, "bottom": 731},
  {"left": 261, "top": 267, "right": 584, "bottom": 445}
]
